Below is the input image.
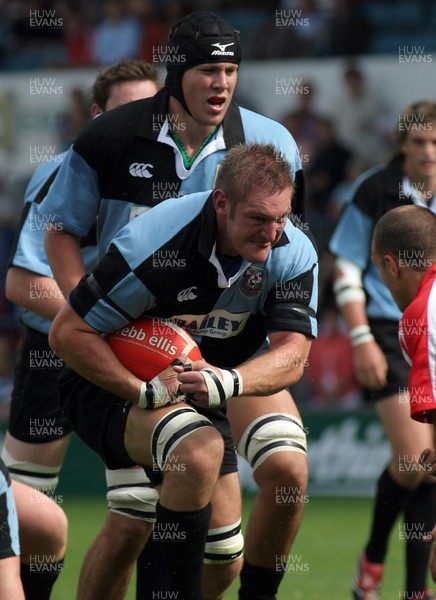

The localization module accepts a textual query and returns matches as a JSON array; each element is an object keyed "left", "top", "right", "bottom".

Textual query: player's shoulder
[
  {"left": 239, "top": 106, "right": 297, "bottom": 145},
  {"left": 24, "top": 152, "right": 66, "bottom": 203},
  {"left": 271, "top": 219, "right": 318, "bottom": 270},
  {"left": 77, "top": 97, "right": 151, "bottom": 142},
  {"left": 118, "top": 190, "right": 210, "bottom": 238},
  {"left": 353, "top": 155, "right": 403, "bottom": 196},
  {"left": 112, "top": 191, "right": 211, "bottom": 263}
]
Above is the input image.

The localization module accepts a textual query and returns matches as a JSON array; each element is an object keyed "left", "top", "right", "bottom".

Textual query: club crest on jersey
[
  {"left": 240, "top": 266, "right": 265, "bottom": 298},
  {"left": 210, "top": 42, "right": 235, "bottom": 56}
]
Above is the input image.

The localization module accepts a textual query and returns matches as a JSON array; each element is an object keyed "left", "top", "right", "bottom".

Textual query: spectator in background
[
  {"left": 285, "top": 0, "right": 331, "bottom": 57},
  {"left": 330, "top": 65, "right": 391, "bottom": 168},
  {"left": 326, "top": 0, "right": 373, "bottom": 56},
  {"left": 306, "top": 117, "right": 353, "bottom": 221},
  {"left": 61, "top": 4, "right": 93, "bottom": 67},
  {"left": 56, "top": 87, "right": 90, "bottom": 151},
  {"left": 130, "top": 0, "right": 188, "bottom": 64},
  {"left": 281, "top": 80, "right": 326, "bottom": 164},
  {"left": 90, "top": 0, "right": 142, "bottom": 66}
]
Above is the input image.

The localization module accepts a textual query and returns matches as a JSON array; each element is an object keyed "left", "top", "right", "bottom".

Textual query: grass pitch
[{"left": 51, "top": 494, "right": 411, "bottom": 599}]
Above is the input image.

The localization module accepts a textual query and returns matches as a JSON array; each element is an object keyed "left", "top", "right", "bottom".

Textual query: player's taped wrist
[
  {"left": 349, "top": 324, "right": 375, "bottom": 347},
  {"left": 200, "top": 368, "right": 243, "bottom": 407},
  {"left": 138, "top": 377, "right": 178, "bottom": 409}
]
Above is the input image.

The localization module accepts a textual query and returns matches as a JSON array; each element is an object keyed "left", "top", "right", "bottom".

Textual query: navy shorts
[
  {"left": 57, "top": 366, "right": 237, "bottom": 476},
  {"left": 364, "top": 318, "right": 410, "bottom": 402},
  {"left": 8, "top": 326, "right": 73, "bottom": 442}
]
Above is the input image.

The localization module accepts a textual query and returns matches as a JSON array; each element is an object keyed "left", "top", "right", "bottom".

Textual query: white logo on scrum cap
[
  {"left": 210, "top": 42, "right": 235, "bottom": 56},
  {"left": 129, "top": 163, "right": 153, "bottom": 178}
]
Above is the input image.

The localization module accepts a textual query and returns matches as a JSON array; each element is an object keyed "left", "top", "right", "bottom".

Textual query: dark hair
[
  {"left": 214, "top": 143, "right": 294, "bottom": 205},
  {"left": 91, "top": 60, "right": 161, "bottom": 110},
  {"left": 373, "top": 205, "right": 436, "bottom": 270}
]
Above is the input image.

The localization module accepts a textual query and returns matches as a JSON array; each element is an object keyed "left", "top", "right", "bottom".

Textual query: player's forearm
[
  {"left": 49, "top": 304, "right": 142, "bottom": 405},
  {"left": 6, "top": 267, "right": 65, "bottom": 321},
  {"left": 45, "top": 228, "right": 85, "bottom": 298},
  {"left": 333, "top": 259, "right": 372, "bottom": 340},
  {"left": 237, "top": 336, "right": 312, "bottom": 396}
]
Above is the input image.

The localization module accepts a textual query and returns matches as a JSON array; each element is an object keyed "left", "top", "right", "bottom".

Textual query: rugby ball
[{"left": 105, "top": 317, "right": 202, "bottom": 381}]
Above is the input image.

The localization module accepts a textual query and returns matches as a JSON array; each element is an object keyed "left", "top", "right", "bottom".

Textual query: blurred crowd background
[
  {"left": 1, "top": 0, "right": 436, "bottom": 68},
  {"left": 0, "top": 0, "right": 435, "bottom": 415}
]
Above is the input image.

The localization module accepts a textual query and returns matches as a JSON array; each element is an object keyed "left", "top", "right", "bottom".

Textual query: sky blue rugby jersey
[
  {"left": 329, "top": 155, "right": 435, "bottom": 321},
  {"left": 9, "top": 153, "right": 97, "bottom": 334},
  {"left": 69, "top": 191, "right": 318, "bottom": 368},
  {"left": 37, "top": 89, "right": 304, "bottom": 262}
]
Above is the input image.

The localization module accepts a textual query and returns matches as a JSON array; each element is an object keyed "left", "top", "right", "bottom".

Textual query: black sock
[
  {"left": 366, "top": 467, "right": 414, "bottom": 563},
  {"left": 136, "top": 533, "right": 171, "bottom": 598},
  {"left": 239, "top": 560, "right": 285, "bottom": 600},
  {"left": 404, "top": 481, "right": 436, "bottom": 593},
  {"left": 20, "top": 559, "right": 64, "bottom": 600},
  {"left": 155, "top": 502, "right": 211, "bottom": 600}
]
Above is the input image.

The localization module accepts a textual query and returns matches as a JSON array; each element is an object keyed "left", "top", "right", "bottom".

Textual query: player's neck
[{"left": 168, "top": 99, "right": 218, "bottom": 158}]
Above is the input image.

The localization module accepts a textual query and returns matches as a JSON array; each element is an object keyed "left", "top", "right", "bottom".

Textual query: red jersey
[{"left": 399, "top": 264, "right": 436, "bottom": 423}]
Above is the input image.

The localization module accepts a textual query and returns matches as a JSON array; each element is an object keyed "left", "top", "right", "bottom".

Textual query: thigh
[{"left": 3, "top": 433, "right": 72, "bottom": 468}]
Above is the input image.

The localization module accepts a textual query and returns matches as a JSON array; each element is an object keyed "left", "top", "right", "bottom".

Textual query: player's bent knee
[
  {"left": 106, "top": 468, "right": 158, "bottom": 522},
  {"left": 204, "top": 519, "right": 244, "bottom": 565},
  {"left": 13, "top": 482, "right": 68, "bottom": 560},
  {"left": 2, "top": 448, "right": 60, "bottom": 494},
  {"left": 151, "top": 406, "right": 218, "bottom": 472},
  {"left": 237, "top": 413, "right": 307, "bottom": 473}
]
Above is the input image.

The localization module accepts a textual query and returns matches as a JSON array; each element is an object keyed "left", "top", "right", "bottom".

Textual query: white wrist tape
[
  {"left": 349, "top": 325, "right": 375, "bottom": 347},
  {"left": 138, "top": 377, "right": 173, "bottom": 409},
  {"left": 200, "top": 368, "right": 243, "bottom": 408},
  {"left": 333, "top": 257, "right": 366, "bottom": 306}
]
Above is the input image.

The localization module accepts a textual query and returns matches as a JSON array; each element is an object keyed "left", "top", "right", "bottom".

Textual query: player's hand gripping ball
[{"left": 105, "top": 316, "right": 202, "bottom": 382}]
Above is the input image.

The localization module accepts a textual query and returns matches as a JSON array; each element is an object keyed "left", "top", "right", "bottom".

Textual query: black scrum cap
[{"left": 164, "top": 11, "right": 241, "bottom": 115}]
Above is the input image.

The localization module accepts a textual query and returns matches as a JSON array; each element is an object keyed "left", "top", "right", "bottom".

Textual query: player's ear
[
  {"left": 90, "top": 103, "right": 104, "bottom": 118},
  {"left": 213, "top": 189, "right": 229, "bottom": 216},
  {"left": 384, "top": 254, "right": 400, "bottom": 279}
]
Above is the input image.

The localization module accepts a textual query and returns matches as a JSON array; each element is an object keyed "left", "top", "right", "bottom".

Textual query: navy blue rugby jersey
[
  {"left": 329, "top": 155, "right": 435, "bottom": 321},
  {"left": 38, "top": 88, "right": 304, "bottom": 261},
  {"left": 69, "top": 191, "right": 318, "bottom": 368},
  {"left": 8, "top": 154, "right": 97, "bottom": 334}
]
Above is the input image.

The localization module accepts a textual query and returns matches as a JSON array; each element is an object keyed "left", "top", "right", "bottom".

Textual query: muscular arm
[
  {"left": 235, "top": 331, "right": 311, "bottom": 396},
  {"left": 49, "top": 303, "right": 143, "bottom": 405},
  {"left": 44, "top": 226, "right": 85, "bottom": 298},
  {"left": 177, "top": 330, "right": 312, "bottom": 403},
  {"left": 6, "top": 267, "right": 65, "bottom": 321}
]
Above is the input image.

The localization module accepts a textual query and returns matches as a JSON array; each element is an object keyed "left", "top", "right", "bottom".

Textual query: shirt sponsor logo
[
  {"left": 129, "top": 163, "right": 154, "bottom": 178},
  {"left": 210, "top": 42, "right": 235, "bottom": 56},
  {"left": 174, "top": 309, "right": 251, "bottom": 339}
]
